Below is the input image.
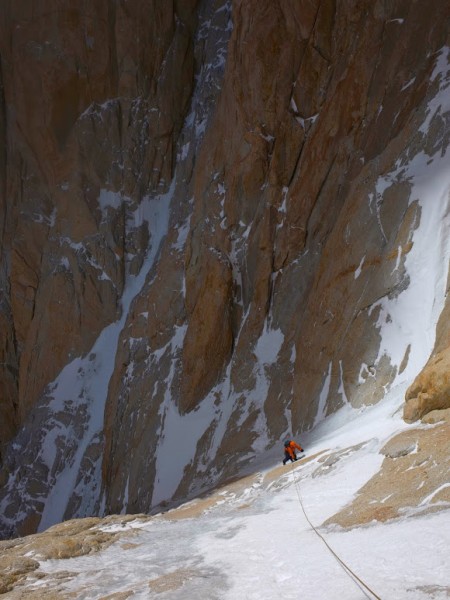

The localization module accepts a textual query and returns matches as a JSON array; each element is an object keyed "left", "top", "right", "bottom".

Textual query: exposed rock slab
[
  {"left": 404, "top": 347, "right": 450, "bottom": 422},
  {"left": 0, "top": 514, "right": 150, "bottom": 596},
  {"left": 323, "top": 417, "right": 450, "bottom": 529}
]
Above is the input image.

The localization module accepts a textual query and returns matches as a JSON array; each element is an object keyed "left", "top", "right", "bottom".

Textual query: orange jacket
[{"left": 285, "top": 440, "right": 303, "bottom": 458}]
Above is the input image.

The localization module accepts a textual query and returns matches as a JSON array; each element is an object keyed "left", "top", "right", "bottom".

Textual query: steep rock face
[
  {"left": 0, "top": 0, "right": 450, "bottom": 537},
  {"left": 98, "top": 0, "right": 450, "bottom": 515},
  {"left": 0, "top": 0, "right": 199, "bottom": 448},
  {"left": 0, "top": 0, "right": 202, "bottom": 536}
]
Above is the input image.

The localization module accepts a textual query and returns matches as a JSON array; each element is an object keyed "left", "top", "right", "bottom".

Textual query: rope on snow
[{"left": 290, "top": 462, "right": 382, "bottom": 600}]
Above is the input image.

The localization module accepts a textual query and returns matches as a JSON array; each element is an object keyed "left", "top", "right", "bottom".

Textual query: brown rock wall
[
  {"left": 101, "top": 0, "right": 450, "bottom": 514},
  {"left": 404, "top": 348, "right": 450, "bottom": 422},
  {"left": 0, "top": 0, "right": 199, "bottom": 447},
  {"left": 1, "top": 0, "right": 450, "bottom": 535},
  {"left": 100, "top": 0, "right": 234, "bottom": 515},
  {"left": 182, "top": 247, "right": 234, "bottom": 412}
]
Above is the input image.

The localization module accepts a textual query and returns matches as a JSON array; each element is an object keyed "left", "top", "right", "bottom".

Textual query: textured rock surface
[
  {"left": 324, "top": 416, "right": 450, "bottom": 528},
  {"left": 404, "top": 347, "right": 450, "bottom": 422},
  {"left": 0, "top": 0, "right": 450, "bottom": 537},
  {"left": 0, "top": 0, "right": 199, "bottom": 446},
  {"left": 0, "top": 514, "right": 146, "bottom": 595},
  {"left": 422, "top": 407, "right": 450, "bottom": 424}
]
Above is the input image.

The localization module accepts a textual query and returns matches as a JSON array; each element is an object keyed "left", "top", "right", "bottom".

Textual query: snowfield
[{"left": 26, "top": 384, "right": 449, "bottom": 600}]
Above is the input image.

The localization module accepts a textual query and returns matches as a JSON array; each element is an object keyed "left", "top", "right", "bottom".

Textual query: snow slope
[{"left": 25, "top": 384, "right": 450, "bottom": 600}]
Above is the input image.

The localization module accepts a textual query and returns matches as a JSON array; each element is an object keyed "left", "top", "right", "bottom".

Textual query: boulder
[
  {"left": 422, "top": 408, "right": 450, "bottom": 424},
  {"left": 404, "top": 347, "right": 450, "bottom": 422}
]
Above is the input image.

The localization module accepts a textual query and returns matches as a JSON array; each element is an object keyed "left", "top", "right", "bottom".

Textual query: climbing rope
[{"left": 290, "top": 462, "right": 382, "bottom": 600}]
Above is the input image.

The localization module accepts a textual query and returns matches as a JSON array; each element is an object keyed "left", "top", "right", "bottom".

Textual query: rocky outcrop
[
  {"left": 404, "top": 348, "right": 450, "bottom": 422},
  {"left": 324, "top": 412, "right": 450, "bottom": 528},
  {"left": 0, "top": 0, "right": 450, "bottom": 537},
  {"left": 0, "top": 514, "right": 147, "bottom": 595},
  {"left": 404, "top": 262, "right": 450, "bottom": 422}
]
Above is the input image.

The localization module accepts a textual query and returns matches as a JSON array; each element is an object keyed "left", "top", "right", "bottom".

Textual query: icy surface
[
  {"left": 38, "top": 186, "right": 173, "bottom": 531},
  {"left": 33, "top": 384, "right": 450, "bottom": 600},
  {"left": 372, "top": 132, "right": 450, "bottom": 385}
]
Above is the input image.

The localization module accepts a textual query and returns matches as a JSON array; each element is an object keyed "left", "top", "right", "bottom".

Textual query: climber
[{"left": 283, "top": 438, "right": 304, "bottom": 465}]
